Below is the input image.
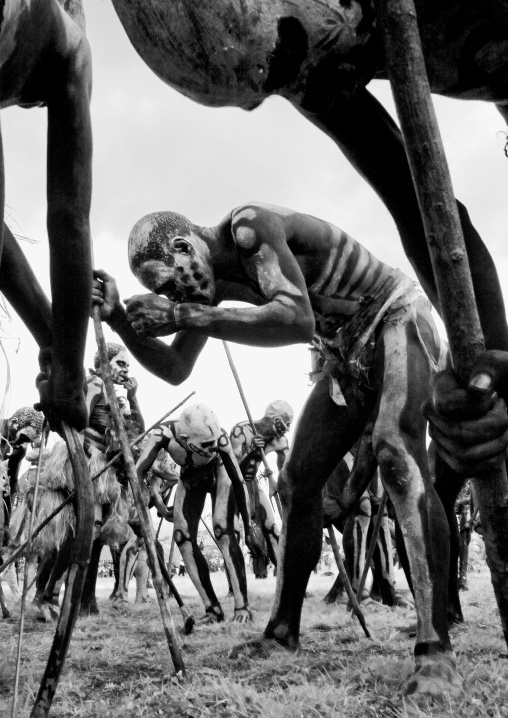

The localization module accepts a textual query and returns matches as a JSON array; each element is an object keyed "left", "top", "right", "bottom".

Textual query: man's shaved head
[{"left": 128, "top": 211, "right": 215, "bottom": 304}]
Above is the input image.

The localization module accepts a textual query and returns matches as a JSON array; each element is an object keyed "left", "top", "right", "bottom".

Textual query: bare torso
[{"left": 216, "top": 202, "right": 399, "bottom": 333}]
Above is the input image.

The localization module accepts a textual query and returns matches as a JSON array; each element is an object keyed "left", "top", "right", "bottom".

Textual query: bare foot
[
  {"left": 232, "top": 607, "right": 253, "bottom": 624},
  {"left": 403, "top": 655, "right": 463, "bottom": 702},
  {"left": 393, "top": 592, "right": 414, "bottom": 609},
  {"left": 38, "top": 601, "right": 59, "bottom": 622},
  {"left": 195, "top": 606, "right": 225, "bottom": 626},
  {"left": 229, "top": 634, "right": 292, "bottom": 660}
]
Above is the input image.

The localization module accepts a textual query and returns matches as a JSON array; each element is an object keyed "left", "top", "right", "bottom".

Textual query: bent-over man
[
  {"left": 93, "top": 202, "right": 457, "bottom": 697},
  {"left": 230, "top": 399, "right": 293, "bottom": 570},
  {"left": 136, "top": 402, "right": 259, "bottom": 624}
]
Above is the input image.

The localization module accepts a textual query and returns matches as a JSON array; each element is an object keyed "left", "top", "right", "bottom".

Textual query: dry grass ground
[{"left": 0, "top": 565, "right": 507, "bottom": 718}]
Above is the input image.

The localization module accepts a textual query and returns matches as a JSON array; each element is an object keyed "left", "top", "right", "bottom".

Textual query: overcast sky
[{"left": 2, "top": 0, "right": 508, "bottom": 475}]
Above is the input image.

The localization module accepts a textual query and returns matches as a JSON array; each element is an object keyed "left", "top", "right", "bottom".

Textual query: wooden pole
[
  {"left": 13, "top": 422, "right": 48, "bottom": 718},
  {"left": 352, "top": 490, "right": 389, "bottom": 611},
  {"left": 222, "top": 341, "right": 284, "bottom": 519},
  {"left": 32, "top": 423, "right": 94, "bottom": 717},
  {"left": 92, "top": 308, "right": 185, "bottom": 675},
  {"left": 377, "top": 0, "right": 508, "bottom": 645},
  {"left": 327, "top": 527, "right": 372, "bottom": 639}
]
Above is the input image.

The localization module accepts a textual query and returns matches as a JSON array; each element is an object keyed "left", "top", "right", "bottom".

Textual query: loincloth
[
  {"left": 313, "top": 270, "right": 446, "bottom": 406},
  {"left": 180, "top": 460, "right": 218, "bottom": 491}
]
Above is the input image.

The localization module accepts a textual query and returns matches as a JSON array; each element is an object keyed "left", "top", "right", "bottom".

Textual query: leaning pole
[
  {"left": 376, "top": 0, "right": 508, "bottom": 644},
  {"left": 92, "top": 307, "right": 186, "bottom": 674}
]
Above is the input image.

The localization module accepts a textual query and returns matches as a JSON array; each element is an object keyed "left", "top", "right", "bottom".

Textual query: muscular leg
[
  {"left": 248, "top": 377, "right": 375, "bottom": 651},
  {"left": 371, "top": 307, "right": 460, "bottom": 697},
  {"left": 39, "top": 538, "right": 73, "bottom": 621},
  {"left": 79, "top": 537, "right": 102, "bottom": 616},
  {"left": 345, "top": 491, "right": 371, "bottom": 601},
  {"left": 212, "top": 468, "right": 251, "bottom": 622},
  {"left": 114, "top": 535, "right": 139, "bottom": 604},
  {"left": 134, "top": 542, "right": 150, "bottom": 603},
  {"left": 370, "top": 503, "right": 412, "bottom": 608},
  {"left": 109, "top": 546, "right": 121, "bottom": 599},
  {"left": 173, "top": 479, "right": 224, "bottom": 622},
  {"left": 258, "top": 489, "right": 279, "bottom": 566},
  {"left": 432, "top": 453, "right": 467, "bottom": 624}
]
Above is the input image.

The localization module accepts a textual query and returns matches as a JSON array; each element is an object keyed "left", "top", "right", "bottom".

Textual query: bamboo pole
[
  {"left": 93, "top": 308, "right": 185, "bottom": 675},
  {"left": 377, "top": 0, "right": 508, "bottom": 645}
]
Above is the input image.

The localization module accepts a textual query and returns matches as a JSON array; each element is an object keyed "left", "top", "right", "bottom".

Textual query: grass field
[{"left": 1, "top": 565, "right": 507, "bottom": 717}]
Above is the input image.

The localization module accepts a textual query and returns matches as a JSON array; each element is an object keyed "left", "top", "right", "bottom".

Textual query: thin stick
[
  {"left": 0, "top": 395, "right": 195, "bottom": 577},
  {"left": 12, "top": 422, "right": 47, "bottom": 718},
  {"left": 199, "top": 517, "right": 233, "bottom": 588},
  {"left": 168, "top": 531, "right": 176, "bottom": 576},
  {"left": 352, "top": 490, "right": 388, "bottom": 611},
  {"left": 222, "top": 341, "right": 283, "bottom": 519},
  {"left": 327, "top": 527, "right": 372, "bottom": 640},
  {"left": 378, "top": 0, "right": 508, "bottom": 646},
  {"left": 93, "top": 308, "right": 185, "bottom": 675}
]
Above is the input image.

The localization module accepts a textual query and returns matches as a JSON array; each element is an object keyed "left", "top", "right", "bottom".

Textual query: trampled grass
[{"left": 0, "top": 567, "right": 507, "bottom": 717}]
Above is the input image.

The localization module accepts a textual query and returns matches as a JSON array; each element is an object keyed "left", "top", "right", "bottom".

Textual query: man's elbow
[{"left": 291, "top": 313, "right": 315, "bottom": 343}]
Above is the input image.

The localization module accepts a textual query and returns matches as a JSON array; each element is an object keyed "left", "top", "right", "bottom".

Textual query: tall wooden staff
[
  {"left": 377, "top": 0, "right": 508, "bottom": 643},
  {"left": 92, "top": 307, "right": 185, "bottom": 674},
  {"left": 32, "top": 423, "right": 94, "bottom": 717}
]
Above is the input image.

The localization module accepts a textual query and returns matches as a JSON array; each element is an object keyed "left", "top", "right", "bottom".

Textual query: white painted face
[
  {"left": 110, "top": 349, "right": 130, "bottom": 385},
  {"left": 176, "top": 404, "right": 222, "bottom": 461},
  {"left": 264, "top": 400, "right": 294, "bottom": 437},
  {"left": 185, "top": 436, "right": 219, "bottom": 460}
]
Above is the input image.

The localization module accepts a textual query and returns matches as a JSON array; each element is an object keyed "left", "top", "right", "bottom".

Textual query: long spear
[
  {"left": 92, "top": 307, "right": 185, "bottom": 674},
  {"left": 222, "top": 341, "right": 284, "bottom": 520},
  {"left": 377, "top": 0, "right": 508, "bottom": 643}
]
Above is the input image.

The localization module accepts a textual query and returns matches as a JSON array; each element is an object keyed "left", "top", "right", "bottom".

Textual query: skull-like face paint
[
  {"left": 272, "top": 415, "right": 291, "bottom": 437},
  {"left": 264, "top": 400, "right": 294, "bottom": 438},
  {"left": 187, "top": 438, "right": 219, "bottom": 460},
  {"left": 110, "top": 349, "right": 130, "bottom": 385},
  {"left": 129, "top": 213, "right": 216, "bottom": 305},
  {"left": 176, "top": 403, "right": 222, "bottom": 462}
]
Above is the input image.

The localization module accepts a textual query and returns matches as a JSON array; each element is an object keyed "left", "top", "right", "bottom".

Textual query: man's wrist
[
  {"left": 173, "top": 302, "right": 182, "bottom": 331},
  {"left": 108, "top": 306, "right": 130, "bottom": 334}
]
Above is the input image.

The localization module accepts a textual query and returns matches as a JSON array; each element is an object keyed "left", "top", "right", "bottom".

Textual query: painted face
[
  {"left": 186, "top": 437, "right": 219, "bottom": 460},
  {"left": 129, "top": 213, "right": 216, "bottom": 305},
  {"left": 110, "top": 349, "right": 130, "bottom": 385},
  {"left": 264, "top": 400, "right": 294, "bottom": 438},
  {"left": 272, "top": 415, "right": 291, "bottom": 437},
  {"left": 176, "top": 403, "right": 222, "bottom": 461}
]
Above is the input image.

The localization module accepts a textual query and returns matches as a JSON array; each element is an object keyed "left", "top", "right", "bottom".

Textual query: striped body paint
[
  {"left": 136, "top": 417, "right": 252, "bottom": 622},
  {"left": 230, "top": 417, "right": 289, "bottom": 566}
]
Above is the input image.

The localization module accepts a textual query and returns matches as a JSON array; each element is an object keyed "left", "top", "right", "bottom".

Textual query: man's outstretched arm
[{"left": 93, "top": 269, "right": 208, "bottom": 385}]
